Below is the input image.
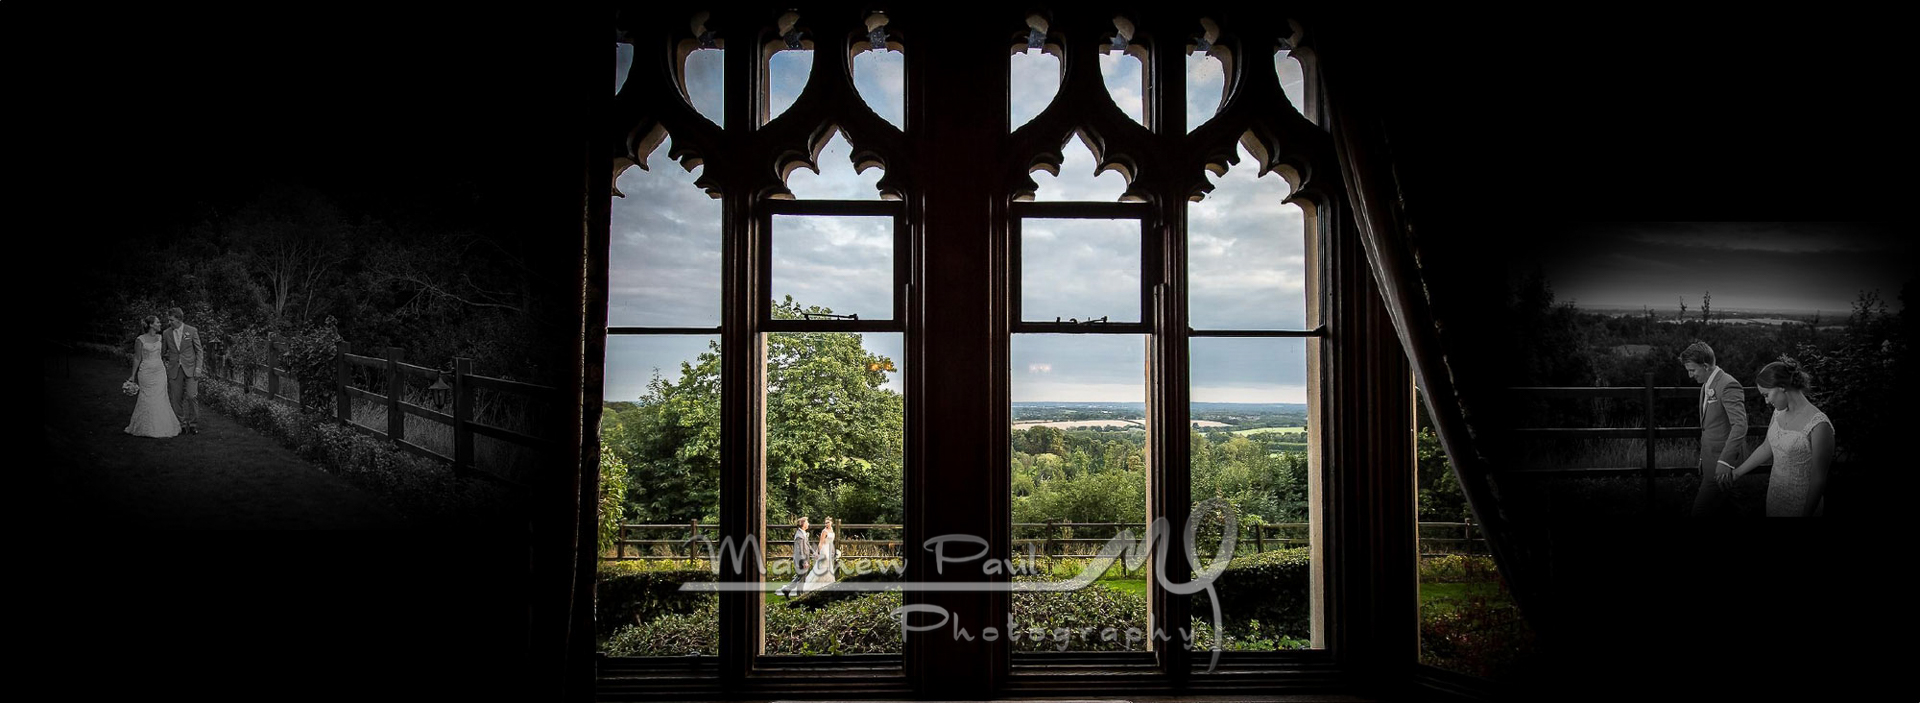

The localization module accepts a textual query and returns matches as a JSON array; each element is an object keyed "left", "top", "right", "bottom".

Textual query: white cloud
[
  {"left": 1031, "top": 134, "right": 1128, "bottom": 201},
  {"left": 1028, "top": 363, "right": 1053, "bottom": 374},
  {"left": 1009, "top": 49, "right": 1059, "bottom": 129}
]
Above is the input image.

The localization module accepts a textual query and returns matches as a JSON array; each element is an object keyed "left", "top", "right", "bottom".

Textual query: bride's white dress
[
  {"left": 1764, "top": 410, "right": 1830, "bottom": 517},
  {"left": 125, "top": 337, "right": 181, "bottom": 438},
  {"left": 798, "top": 530, "right": 838, "bottom": 593}
]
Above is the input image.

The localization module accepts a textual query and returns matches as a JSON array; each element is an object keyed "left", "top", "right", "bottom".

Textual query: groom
[
  {"left": 162, "top": 307, "right": 206, "bottom": 435},
  {"left": 778, "top": 517, "right": 814, "bottom": 596},
  {"left": 1682, "top": 342, "right": 1746, "bottom": 517}
]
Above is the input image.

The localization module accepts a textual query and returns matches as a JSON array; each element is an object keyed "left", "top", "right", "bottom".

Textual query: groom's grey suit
[
  {"left": 791, "top": 527, "right": 814, "bottom": 573},
  {"left": 1691, "top": 366, "right": 1748, "bottom": 517},
  {"left": 163, "top": 321, "right": 205, "bottom": 430}
]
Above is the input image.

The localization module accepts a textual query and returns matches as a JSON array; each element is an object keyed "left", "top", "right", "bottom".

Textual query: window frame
[{"left": 591, "top": 6, "right": 1417, "bottom": 700}]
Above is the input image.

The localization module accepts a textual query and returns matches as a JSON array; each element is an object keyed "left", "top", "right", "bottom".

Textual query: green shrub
[
  {"left": 1008, "top": 580, "right": 1148, "bottom": 652},
  {"left": 765, "top": 591, "right": 904, "bottom": 655},
  {"left": 1187, "top": 616, "right": 1311, "bottom": 652},
  {"left": 603, "top": 591, "right": 909, "bottom": 657},
  {"left": 1419, "top": 554, "right": 1500, "bottom": 583},
  {"left": 1419, "top": 588, "right": 1536, "bottom": 680},
  {"left": 196, "top": 379, "right": 522, "bottom": 527},
  {"left": 595, "top": 567, "right": 717, "bottom": 642},
  {"left": 603, "top": 601, "right": 719, "bottom": 656},
  {"left": 1202, "top": 547, "right": 1310, "bottom": 641},
  {"left": 784, "top": 562, "right": 904, "bottom": 610}
]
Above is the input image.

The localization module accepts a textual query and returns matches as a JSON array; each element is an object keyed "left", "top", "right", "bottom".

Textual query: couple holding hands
[
  {"left": 775, "top": 516, "right": 840, "bottom": 596},
  {"left": 1686, "top": 342, "right": 1831, "bottom": 517}
]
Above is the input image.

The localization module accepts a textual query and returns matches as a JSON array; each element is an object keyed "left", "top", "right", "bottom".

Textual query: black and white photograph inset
[{"left": 1494, "top": 222, "right": 1911, "bottom": 518}]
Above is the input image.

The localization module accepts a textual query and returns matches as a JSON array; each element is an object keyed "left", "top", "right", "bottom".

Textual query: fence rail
[
  {"left": 604, "top": 521, "right": 1490, "bottom": 561},
  {"left": 1506, "top": 372, "right": 1773, "bottom": 513},
  {"left": 198, "top": 335, "right": 554, "bottom": 488}
]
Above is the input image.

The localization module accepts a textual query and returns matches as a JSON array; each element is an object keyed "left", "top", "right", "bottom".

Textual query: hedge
[
  {"left": 595, "top": 566, "right": 717, "bottom": 642},
  {"left": 603, "top": 581, "right": 1163, "bottom": 656},
  {"left": 1202, "top": 547, "right": 1311, "bottom": 640}
]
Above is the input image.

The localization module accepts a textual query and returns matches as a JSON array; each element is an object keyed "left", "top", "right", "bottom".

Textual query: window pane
[
  {"left": 597, "top": 335, "right": 722, "bottom": 657},
  {"left": 1021, "top": 218, "right": 1140, "bottom": 323},
  {"left": 1030, "top": 134, "right": 1128, "bottom": 202},
  {"left": 615, "top": 42, "right": 633, "bottom": 95},
  {"left": 771, "top": 214, "right": 893, "bottom": 320},
  {"left": 1009, "top": 47, "right": 1059, "bottom": 130},
  {"left": 1010, "top": 334, "right": 1152, "bottom": 652},
  {"left": 784, "top": 131, "right": 885, "bottom": 200},
  {"left": 1099, "top": 50, "right": 1143, "bottom": 127},
  {"left": 684, "top": 48, "right": 725, "bottom": 127},
  {"left": 1187, "top": 337, "right": 1317, "bottom": 654},
  {"left": 610, "top": 136, "right": 721, "bottom": 328},
  {"left": 1188, "top": 143, "right": 1307, "bottom": 330},
  {"left": 763, "top": 332, "right": 904, "bottom": 655},
  {"left": 853, "top": 47, "right": 904, "bottom": 130},
  {"left": 1276, "top": 50, "right": 1306, "bottom": 120},
  {"left": 1186, "top": 50, "right": 1225, "bottom": 133},
  {"left": 768, "top": 49, "right": 810, "bottom": 123},
  {"left": 1415, "top": 386, "right": 1539, "bottom": 679}
]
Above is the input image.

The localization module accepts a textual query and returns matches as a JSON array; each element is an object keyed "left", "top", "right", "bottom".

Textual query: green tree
[{"left": 603, "top": 298, "right": 905, "bottom": 528}]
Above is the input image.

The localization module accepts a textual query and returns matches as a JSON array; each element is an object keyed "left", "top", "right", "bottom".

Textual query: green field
[{"left": 1230, "top": 426, "right": 1307, "bottom": 436}]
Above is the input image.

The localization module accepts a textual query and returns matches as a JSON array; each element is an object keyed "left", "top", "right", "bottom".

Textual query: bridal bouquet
[{"left": 121, "top": 380, "right": 140, "bottom": 396}]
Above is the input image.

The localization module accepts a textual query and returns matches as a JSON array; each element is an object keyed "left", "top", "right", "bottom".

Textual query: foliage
[
  {"left": 1187, "top": 616, "right": 1311, "bottom": 652},
  {"left": 1794, "top": 289, "right": 1902, "bottom": 464},
  {"left": 1201, "top": 547, "right": 1312, "bottom": 641},
  {"left": 196, "top": 377, "right": 522, "bottom": 527},
  {"left": 595, "top": 566, "right": 717, "bottom": 642},
  {"left": 1418, "top": 554, "right": 1501, "bottom": 583},
  {"left": 1008, "top": 581, "right": 1149, "bottom": 652},
  {"left": 602, "top": 601, "right": 720, "bottom": 656},
  {"left": 274, "top": 318, "right": 346, "bottom": 414},
  {"left": 598, "top": 450, "right": 631, "bottom": 556},
  {"left": 603, "top": 297, "right": 904, "bottom": 527},
  {"left": 1419, "top": 580, "right": 1536, "bottom": 680},
  {"left": 87, "top": 185, "right": 564, "bottom": 394},
  {"left": 1416, "top": 425, "right": 1470, "bottom": 523}
]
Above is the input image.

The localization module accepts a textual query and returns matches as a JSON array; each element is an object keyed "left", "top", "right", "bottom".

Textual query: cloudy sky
[
  {"left": 1526, "top": 222, "right": 1910, "bottom": 314},
  {"left": 608, "top": 44, "right": 1311, "bottom": 404}
]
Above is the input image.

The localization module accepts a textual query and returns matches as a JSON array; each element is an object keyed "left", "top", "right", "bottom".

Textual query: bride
[
  {"left": 125, "top": 315, "right": 182, "bottom": 438},
  {"left": 799, "top": 517, "right": 838, "bottom": 593},
  {"left": 1717, "top": 357, "right": 1831, "bottom": 516}
]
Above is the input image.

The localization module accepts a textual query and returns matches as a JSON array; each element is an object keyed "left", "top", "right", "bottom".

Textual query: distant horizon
[{"left": 1571, "top": 302, "right": 1858, "bottom": 316}]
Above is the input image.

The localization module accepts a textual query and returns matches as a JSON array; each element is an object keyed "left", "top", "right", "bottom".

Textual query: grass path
[{"left": 42, "top": 353, "right": 407, "bottom": 528}]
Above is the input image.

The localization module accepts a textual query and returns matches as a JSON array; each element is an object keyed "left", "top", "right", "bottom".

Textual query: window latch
[
  {"left": 801, "top": 311, "right": 859, "bottom": 321},
  {"left": 1054, "top": 316, "right": 1109, "bottom": 325}
]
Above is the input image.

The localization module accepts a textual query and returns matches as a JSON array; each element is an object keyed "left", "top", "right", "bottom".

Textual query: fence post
[
  {"left": 454, "top": 357, "right": 473, "bottom": 477},
  {"left": 1644, "top": 371, "right": 1658, "bottom": 516},
  {"left": 1043, "top": 519, "right": 1059, "bottom": 558},
  {"left": 336, "top": 341, "right": 352, "bottom": 424},
  {"left": 1254, "top": 523, "right": 1266, "bottom": 553},
  {"left": 266, "top": 333, "right": 279, "bottom": 401},
  {"left": 386, "top": 346, "right": 404, "bottom": 443}
]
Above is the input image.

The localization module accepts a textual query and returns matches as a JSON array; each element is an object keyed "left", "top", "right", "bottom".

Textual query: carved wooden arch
[
  {"left": 1006, "top": 11, "right": 1157, "bottom": 202},
  {"left": 1003, "top": 9, "right": 1335, "bottom": 208},
  {"left": 611, "top": 9, "right": 730, "bottom": 198},
  {"left": 611, "top": 8, "right": 911, "bottom": 202},
  {"left": 1180, "top": 14, "right": 1333, "bottom": 204}
]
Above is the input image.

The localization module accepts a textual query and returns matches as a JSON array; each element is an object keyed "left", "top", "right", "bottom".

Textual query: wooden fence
[
  {"left": 606, "top": 520, "right": 1490, "bottom": 561},
  {"left": 205, "top": 335, "right": 554, "bottom": 487},
  {"left": 1506, "top": 371, "right": 1769, "bottom": 513}
]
